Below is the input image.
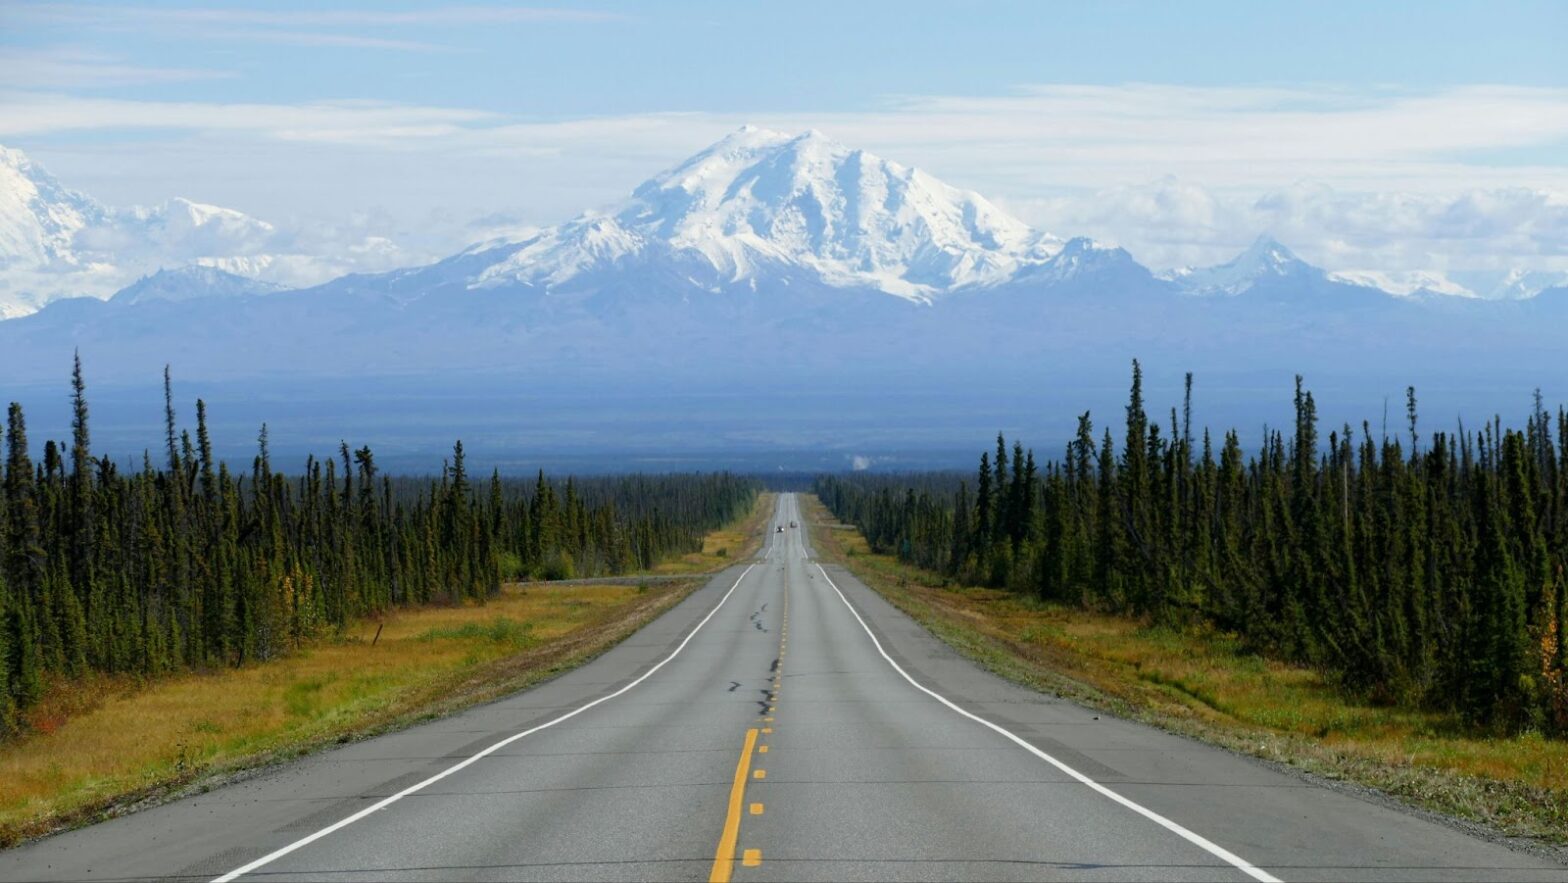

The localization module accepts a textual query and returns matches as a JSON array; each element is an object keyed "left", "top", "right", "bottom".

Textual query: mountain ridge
[
  {"left": 0, "top": 145, "right": 409, "bottom": 317},
  {"left": 0, "top": 128, "right": 1565, "bottom": 399},
  {"left": 3, "top": 130, "right": 1564, "bottom": 317}
]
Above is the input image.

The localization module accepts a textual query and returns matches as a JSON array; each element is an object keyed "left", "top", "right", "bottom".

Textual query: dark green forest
[
  {"left": 0, "top": 359, "right": 758, "bottom": 731},
  {"left": 818, "top": 362, "right": 1568, "bottom": 735}
]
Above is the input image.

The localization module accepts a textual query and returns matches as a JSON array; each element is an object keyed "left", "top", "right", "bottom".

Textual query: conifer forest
[
  {"left": 817, "top": 362, "right": 1568, "bottom": 735},
  {"left": 0, "top": 358, "right": 758, "bottom": 730}
]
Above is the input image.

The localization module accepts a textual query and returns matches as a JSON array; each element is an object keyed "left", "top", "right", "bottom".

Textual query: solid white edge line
[
  {"left": 812, "top": 560, "right": 1283, "bottom": 883},
  {"left": 213, "top": 561, "right": 761, "bottom": 883}
]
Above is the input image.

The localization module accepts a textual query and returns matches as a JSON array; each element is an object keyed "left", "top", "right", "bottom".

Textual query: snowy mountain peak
[
  {"left": 0, "top": 142, "right": 414, "bottom": 318},
  {"left": 1013, "top": 236, "right": 1147, "bottom": 287},
  {"left": 1165, "top": 234, "right": 1321, "bottom": 296},
  {"left": 0, "top": 144, "right": 108, "bottom": 272},
  {"left": 120, "top": 196, "right": 278, "bottom": 250},
  {"left": 111, "top": 265, "right": 284, "bottom": 306},
  {"left": 1237, "top": 234, "right": 1302, "bottom": 270},
  {"left": 476, "top": 126, "right": 1063, "bottom": 301},
  {"left": 1328, "top": 269, "right": 1477, "bottom": 299},
  {"left": 1374, "top": 268, "right": 1568, "bottom": 301}
]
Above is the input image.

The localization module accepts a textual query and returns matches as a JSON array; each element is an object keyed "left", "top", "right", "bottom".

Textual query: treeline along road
[
  {"left": 0, "top": 357, "right": 758, "bottom": 730},
  {"left": 818, "top": 362, "right": 1568, "bottom": 734}
]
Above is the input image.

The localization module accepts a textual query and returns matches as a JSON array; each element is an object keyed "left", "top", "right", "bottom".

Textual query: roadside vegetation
[
  {"left": 0, "top": 578, "right": 703, "bottom": 846},
  {"left": 0, "top": 357, "right": 770, "bottom": 845},
  {"left": 0, "top": 357, "right": 760, "bottom": 734},
  {"left": 807, "top": 462, "right": 1568, "bottom": 842},
  {"left": 651, "top": 491, "right": 773, "bottom": 574},
  {"left": 817, "top": 362, "right": 1568, "bottom": 735}
]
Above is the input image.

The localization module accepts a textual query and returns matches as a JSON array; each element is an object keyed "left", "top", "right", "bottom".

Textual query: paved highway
[{"left": 2, "top": 494, "right": 1564, "bottom": 882}]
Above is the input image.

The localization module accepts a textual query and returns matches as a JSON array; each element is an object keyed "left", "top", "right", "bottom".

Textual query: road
[{"left": 2, "top": 493, "right": 1564, "bottom": 882}]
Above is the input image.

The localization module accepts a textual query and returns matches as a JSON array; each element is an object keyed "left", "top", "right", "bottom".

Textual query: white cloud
[
  {"left": 8, "top": 4, "right": 624, "bottom": 26},
  {"left": 0, "top": 47, "right": 233, "bottom": 87},
  {"left": 6, "top": 4, "right": 624, "bottom": 52},
  {"left": 7, "top": 84, "right": 1565, "bottom": 187},
  {"left": 1019, "top": 180, "right": 1568, "bottom": 274},
  {"left": 93, "top": 200, "right": 424, "bottom": 287},
  {"left": 191, "top": 30, "right": 452, "bottom": 52},
  {"left": 0, "top": 92, "right": 496, "bottom": 141}
]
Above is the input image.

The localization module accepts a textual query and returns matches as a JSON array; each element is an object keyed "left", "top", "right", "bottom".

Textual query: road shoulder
[{"left": 801, "top": 494, "right": 1568, "bottom": 871}]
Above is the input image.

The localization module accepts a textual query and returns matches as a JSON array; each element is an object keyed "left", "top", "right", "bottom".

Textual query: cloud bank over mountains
[{"left": 1028, "top": 177, "right": 1568, "bottom": 282}]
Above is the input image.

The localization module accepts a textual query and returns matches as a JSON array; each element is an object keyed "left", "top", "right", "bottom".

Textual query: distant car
[
  {"left": 776, "top": 526, "right": 784, "bottom": 533},
  {"left": 790, "top": 521, "right": 797, "bottom": 528}
]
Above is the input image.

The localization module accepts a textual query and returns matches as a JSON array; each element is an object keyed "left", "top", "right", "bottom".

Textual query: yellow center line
[
  {"left": 711, "top": 504, "right": 793, "bottom": 881},
  {"left": 708, "top": 727, "right": 760, "bottom": 883}
]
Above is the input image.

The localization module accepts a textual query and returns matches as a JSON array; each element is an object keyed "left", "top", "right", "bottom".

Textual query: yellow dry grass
[
  {"left": 803, "top": 496, "right": 1568, "bottom": 842},
  {"left": 0, "top": 490, "right": 773, "bottom": 845},
  {"left": 0, "top": 581, "right": 694, "bottom": 846},
  {"left": 651, "top": 491, "right": 774, "bottom": 574}
]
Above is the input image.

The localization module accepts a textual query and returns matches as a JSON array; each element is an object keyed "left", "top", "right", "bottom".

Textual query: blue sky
[
  {"left": 8, "top": 2, "right": 1567, "bottom": 110},
  {"left": 2, "top": 1, "right": 1566, "bottom": 278}
]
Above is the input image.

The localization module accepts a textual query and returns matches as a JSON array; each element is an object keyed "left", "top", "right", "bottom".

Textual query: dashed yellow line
[
  {"left": 708, "top": 728, "right": 759, "bottom": 883},
  {"left": 713, "top": 508, "right": 794, "bottom": 880}
]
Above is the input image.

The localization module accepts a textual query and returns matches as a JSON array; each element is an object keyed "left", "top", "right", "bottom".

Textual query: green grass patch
[{"left": 416, "top": 617, "right": 536, "bottom": 649}]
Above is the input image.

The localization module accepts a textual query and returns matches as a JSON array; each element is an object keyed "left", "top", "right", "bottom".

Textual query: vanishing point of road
[{"left": 3, "top": 494, "right": 1563, "bottom": 882}]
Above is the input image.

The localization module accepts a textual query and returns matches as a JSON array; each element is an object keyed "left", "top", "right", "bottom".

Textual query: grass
[
  {"left": 650, "top": 491, "right": 774, "bottom": 575},
  {"left": 0, "top": 494, "right": 779, "bottom": 848},
  {"left": 802, "top": 495, "right": 1568, "bottom": 846},
  {"left": 0, "top": 581, "right": 699, "bottom": 847}
]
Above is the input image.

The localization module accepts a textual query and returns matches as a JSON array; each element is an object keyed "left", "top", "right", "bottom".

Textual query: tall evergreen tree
[{"left": 816, "top": 365, "right": 1568, "bottom": 736}]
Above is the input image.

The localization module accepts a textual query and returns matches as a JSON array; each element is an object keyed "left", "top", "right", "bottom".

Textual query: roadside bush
[{"left": 538, "top": 552, "right": 576, "bottom": 581}]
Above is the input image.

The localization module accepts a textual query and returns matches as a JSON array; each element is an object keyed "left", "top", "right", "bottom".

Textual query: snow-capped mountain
[
  {"left": 3, "top": 127, "right": 1566, "bottom": 472},
  {"left": 1445, "top": 269, "right": 1568, "bottom": 300},
  {"left": 1328, "top": 268, "right": 1568, "bottom": 300},
  {"left": 1327, "top": 269, "right": 1477, "bottom": 299},
  {"left": 1162, "top": 235, "right": 1325, "bottom": 297},
  {"left": 111, "top": 266, "right": 284, "bottom": 306},
  {"left": 0, "top": 146, "right": 115, "bottom": 317},
  {"left": 0, "top": 144, "right": 412, "bottom": 318},
  {"left": 0, "top": 145, "right": 108, "bottom": 270},
  {"left": 1013, "top": 237, "right": 1149, "bottom": 287},
  {"left": 3, "top": 126, "right": 1568, "bottom": 459},
  {"left": 7, "top": 130, "right": 1565, "bottom": 322},
  {"left": 430, "top": 126, "right": 1065, "bottom": 303}
]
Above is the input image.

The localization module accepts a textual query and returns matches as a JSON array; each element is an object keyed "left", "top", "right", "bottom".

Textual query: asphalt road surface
[{"left": 3, "top": 494, "right": 1564, "bottom": 882}]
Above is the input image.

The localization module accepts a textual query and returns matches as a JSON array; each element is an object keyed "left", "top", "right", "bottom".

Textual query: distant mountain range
[
  {"left": 0, "top": 128, "right": 1564, "bottom": 469},
  {"left": 3, "top": 128, "right": 1565, "bottom": 321},
  {"left": 0, "top": 145, "right": 402, "bottom": 318}
]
